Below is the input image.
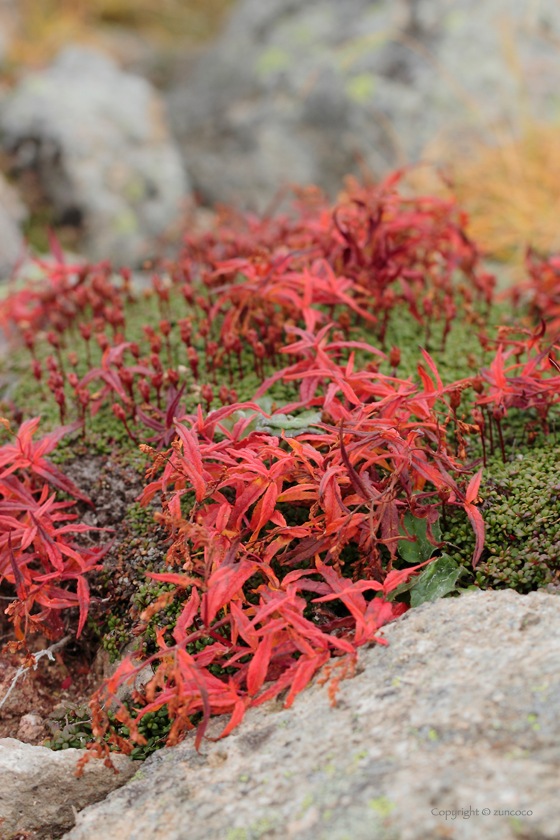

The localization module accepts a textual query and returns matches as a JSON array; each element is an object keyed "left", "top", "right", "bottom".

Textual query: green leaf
[
  {"left": 256, "top": 409, "right": 321, "bottom": 437},
  {"left": 398, "top": 512, "right": 441, "bottom": 565},
  {"left": 215, "top": 398, "right": 321, "bottom": 440},
  {"left": 409, "top": 554, "right": 465, "bottom": 608}
]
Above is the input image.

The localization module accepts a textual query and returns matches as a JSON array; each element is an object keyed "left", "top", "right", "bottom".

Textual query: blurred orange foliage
[{"left": 6, "top": 0, "right": 237, "bottom": 67}]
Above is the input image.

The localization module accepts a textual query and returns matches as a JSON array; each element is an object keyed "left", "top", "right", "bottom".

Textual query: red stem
[{"left": 495, "top": 416, "right": 506, "bottom": 463}]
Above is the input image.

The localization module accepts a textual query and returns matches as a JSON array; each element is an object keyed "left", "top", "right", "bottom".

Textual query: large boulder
[
  {"left": 1, "top": 45, "right": 190, "bottom": 266},
  {"left": 0, "top": 739, "right": 135, "bottom": 838},
  {"left": 168, "top": 0, "right": 560, "bottom": 210},
  {"left": 0, "top": 171, "right": 26, "bottom": 279},
  {"left": 63, "top": 589, "right": 560, "bottom": 840}
]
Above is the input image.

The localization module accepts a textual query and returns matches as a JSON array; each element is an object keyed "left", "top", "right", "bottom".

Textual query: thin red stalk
[
  {"left": 495, "top": 416, "right": 506, "bottom": 463},
  {"left": 486, "top": 408, "right": 494, "bottom": 455}
]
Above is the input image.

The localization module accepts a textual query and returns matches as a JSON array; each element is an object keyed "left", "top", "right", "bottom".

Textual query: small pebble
[{"left": 17, "top": 712, "right": 46, "bottom": 744}]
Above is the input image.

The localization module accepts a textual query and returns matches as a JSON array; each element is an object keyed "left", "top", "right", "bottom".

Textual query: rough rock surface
[
  {"left": 0, "top": 171, "right": 27, "bottom": 279},
  {"left": 1, "top": 45, "right": 190, "bottom": 266},
  {"left": 63, "top": 589, "right": 560, "bottom": 840},
  {"left": 168, "top": 0, "right": 560, "bottom": 209},
  {"left": 0, "top": 738, "right": 136, "bottom": 838}
]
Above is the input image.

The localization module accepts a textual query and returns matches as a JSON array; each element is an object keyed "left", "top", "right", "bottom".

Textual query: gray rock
[
  {"left": 93, "top": 641, "right": 154, "bottom": 709},
  {"left": 62, "top": 590, "right": 560, "bottom": 840},
  {"left": 1, "top": 45, "right": 190, "bottom": 266},
  {"left": 0, "top": 738, "right": 136, "bottom": 838},
  {"left": 168, "top": 0, "right": 560, "bottom": 210},
  {"left": 0, "top": 172, "right": 26, "bottom": 279}
]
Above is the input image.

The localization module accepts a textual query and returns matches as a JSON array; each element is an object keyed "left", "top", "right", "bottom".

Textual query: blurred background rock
[{"left": 0, "top": 0, "right": 559, "bottom": 272}]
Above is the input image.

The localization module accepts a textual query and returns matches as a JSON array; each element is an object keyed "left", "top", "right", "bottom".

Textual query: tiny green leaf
[
  {"left": 398, "top": 512, "right": 441, "bottom": 565},
  {"left": 409, "top": 554, "right": 465, "bottom": 607}
]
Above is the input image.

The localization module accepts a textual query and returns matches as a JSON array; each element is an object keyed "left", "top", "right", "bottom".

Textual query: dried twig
[{"left": 0, "top": 635, "right": 71, "bottom": 712}]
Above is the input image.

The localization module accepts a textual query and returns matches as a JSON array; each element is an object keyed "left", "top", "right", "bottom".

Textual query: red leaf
[
  {"left": 173, "top": 587, "right": 201, "bottom": 643},
  {"left": 465, "top": 469, "right": 483, "bottom": 504},
  {"left": 247, "top": 631, "right": 274, "bottom": 696},
  {"left": 419, "top": 347, "right": 443, "bottom": 390},
  {"left": 7, "top": 533, "right": 27, "bottom": 600},
  {"left": 216, "top": 695, "right": 247, "bottom": 740},
  {"left": 284, "top": 650, "right": 330, "bottom": 708},
  {"left": 250, "top": 481, "right": 279, "bottom": 538},
  {"left": 76, "top": 576, "right": 90, "bottom": 639},
  {"left": 465, "top": 502, "right": 485, "bottom": 568},
  {"left": 202, "top": 561, "right": 257, "bottom": 626},
  {"left": 382, "top": 558, "right": 434, "bottom": 596},
  {"left": 338, "top": 424, "right": 369, "bottom": 500}
]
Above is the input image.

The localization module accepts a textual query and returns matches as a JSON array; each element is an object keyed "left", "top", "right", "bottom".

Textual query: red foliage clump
[
  {"left": 519, "top": 248, "right": 560, "bottom": 333},
  {"left": 89, "top": 332, "right": 494, "bottom": 752},
  {"left": 0, "top": 171, "right": 495, "bottom": 439},
  {"left": 0, "top": 418, "right": 111, "bottom": 640},
  {"left": 5, "top": 171, "right": 560, "bottom": 759},
  {"left": 193, "top": 171, "right": 495, "bottom": 351}
]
